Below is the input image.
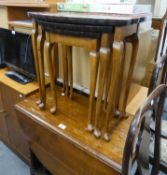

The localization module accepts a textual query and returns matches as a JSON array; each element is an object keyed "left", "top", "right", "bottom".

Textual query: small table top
[
  {"left": 28, "top": 12, "right": 150, "bottom": 27},
  {"left": 29, "top": 12, "right": 151, "bottom": 37}
]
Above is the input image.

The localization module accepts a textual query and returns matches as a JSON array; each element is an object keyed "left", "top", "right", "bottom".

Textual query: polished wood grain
[{"left": 15, "top": 83, "right": 148, "bottom": 175}]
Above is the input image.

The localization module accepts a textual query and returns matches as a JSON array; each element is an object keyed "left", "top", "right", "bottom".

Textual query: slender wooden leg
[
  {"left": 103, "top": 52, "right": 112, "bottom": 111},
  {"left": 52, "top": 43, "right": 59, "bottom": 81},
  {"left": 61, "top": 45, "right": 68, "bottom": 96},
  {"left": 67, "top": 46, "right": 73, "bottom": 99},
  {"left": 37, "top": 27, "right": 46, "bottom": 109},
  {"left": 119, "top": 34, "right": 139, "bottom": 117},
  {"left": 31, "top": 22, "right": 42, "bottom": 105},
  {"left": 44, "top": 33, "right": 57, "bottom": 114},
  {"left": 65, "top": 46, "right": 69, "bottom": 96},
  {"left": 94, "top": 49, "right": 110, "bottom": 138},
  {"left": 93, "top": 34, "right": 112, "bottom": 138},
  {"left": 87, "top": 51, "right": 99, "bottom": 132},
  {"left": 103, "top": 41, "right": 124, "bottom": 141},
  {"left": 114, "top": 41, "right": 126, "bottom": 115}
]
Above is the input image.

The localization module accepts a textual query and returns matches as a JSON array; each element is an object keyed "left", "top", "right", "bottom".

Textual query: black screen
[{"left": 0, "top": 28, "right": 36, "bottom": 78}]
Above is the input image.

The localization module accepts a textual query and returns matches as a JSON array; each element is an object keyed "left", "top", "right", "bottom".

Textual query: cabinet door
[
  {"left": 0, "top": 82, "right": 30, "bottom": 162},
  {"left": 0, "top": 90, "right": 9, "bottom": 143}
]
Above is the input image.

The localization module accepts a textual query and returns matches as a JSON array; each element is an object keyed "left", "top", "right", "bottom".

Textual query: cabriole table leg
[
  {"left": 37, "top": 26, "right": 46, "bottom": 109},
  {"left": 87, "top": 51, "right": 99, "bottom": 132},
  {"left": 93, "top": 34, "right": 113, "bottom": 138},
  {"left": 44, "top": 32, "right": 57, "bottom": 114}
]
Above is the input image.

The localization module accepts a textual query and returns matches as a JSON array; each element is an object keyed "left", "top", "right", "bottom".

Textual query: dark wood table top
[
  {"left": 28, "top": 12, "right": 150, "bottom": 27},
  {"left": 28, "top": 12, "right": 151, "bottom": 37}
]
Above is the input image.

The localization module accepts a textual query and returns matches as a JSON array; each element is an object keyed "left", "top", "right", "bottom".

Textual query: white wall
[
  {"left": 0, "top": 7, "right": 8, "bottom": 29},
  {"left": 154, "top": 0, "right": 167, "bottom": 17}
]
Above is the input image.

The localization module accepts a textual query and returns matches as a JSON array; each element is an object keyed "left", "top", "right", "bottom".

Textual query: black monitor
[{"left": 0, "top": 28, "right": 36, "bottom": 80}]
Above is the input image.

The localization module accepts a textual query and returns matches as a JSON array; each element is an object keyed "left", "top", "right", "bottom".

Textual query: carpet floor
[{"left": 0, "top": 141, "right": 30, "bottom": 175}]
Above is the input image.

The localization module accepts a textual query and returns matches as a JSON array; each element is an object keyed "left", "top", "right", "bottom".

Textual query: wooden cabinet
[
  {"left": 0, "top": 0, "right": 64, "bottom": 29},
  {"left": 0, "top": 91, "right": 9, "bottom": 143},
  {"left": 0, "top": 68, "right": 40, "bottom": 163},
  {"left": 0, "top": 83, "right": 29, "bottom": 161},
  {"left": 0, "top": 82, "right": 30, "bottom": 162}
]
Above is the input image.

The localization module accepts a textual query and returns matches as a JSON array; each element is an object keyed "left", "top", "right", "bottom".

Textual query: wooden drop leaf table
[{"left": 15, "top": 83, "right": 148, "bottom": 175}]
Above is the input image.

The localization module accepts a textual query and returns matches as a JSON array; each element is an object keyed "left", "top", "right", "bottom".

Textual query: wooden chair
[
  {"left": 143, "top": 10, "right": 167, "bottom": 86},
  {"left": 148, "top": 10, "right": 167, "bottom": 94},
  {"left": 147, "top": 11, "right": 167, "bottom": 174},
  {"left": 148, "top": 54, "right": 167, "bottom": 95},
  {"left": 123, "top": 36, "right": 167, "bottom": 175},
  {"left": 123, "top": 16, "right": 167, "bottom": 171},
  {"left": 150, "top": 123, "right": 167, "bottom": 174},
  {"left": 155, "top": 10, "right": 167, "bottom": 61},
  {"left": 148, "top": 31, "right": 167, "bottom": 175},
  {"left": 122, "top": 84, "right": 167, "bottom": 175}
]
